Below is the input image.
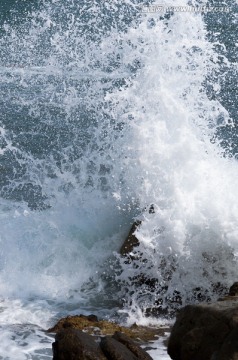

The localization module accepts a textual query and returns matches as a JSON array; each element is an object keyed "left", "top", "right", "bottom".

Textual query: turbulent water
[{"left": 0, "top": 0, "right": 237, "bottom": 358}]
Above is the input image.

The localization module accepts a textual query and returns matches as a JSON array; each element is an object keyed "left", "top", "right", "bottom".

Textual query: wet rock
[
  {"left": 167, "top": 291, "right": 238, "bottom": 360},
  {"left": 217, "top": 282, "right": 238, "bottom": 302},
  {"left": 120, "top": 220, "right": 141, "bottom": 257},
  {"left": 51, "top": 322, "right": 158, "bottom": 360},
  {"left": 47, "top": 314, "right": 167, "bottom": 342},
  {"left": 52, "top": 328, "right": 106, "bottom": 360},
  {"left": 215, "top": 326, "right": 238, "bottom": 360},
  {"left": 120, "top": 205, "right": 154, "bottom": 257},
  {"left": 229, "top": 282, "right": 238, "bottom": 296},
  {"left": 47, "top": 314, "right": 100, "bottom": 333},
  {"left": 100, "top": 336, "right": 138, "bottom": 360},
  {"left": 112, "top": 331, "right": 153, "bottom": 360}
]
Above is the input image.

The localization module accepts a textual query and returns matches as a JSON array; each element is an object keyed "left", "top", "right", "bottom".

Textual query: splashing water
[{"left": 0, "top": 0, "right": 237, "bottom": 358}]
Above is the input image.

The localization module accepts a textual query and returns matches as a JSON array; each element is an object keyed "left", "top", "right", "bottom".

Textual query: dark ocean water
[{"left": 204, "top": 0, "right": 238, "bottom": 154}]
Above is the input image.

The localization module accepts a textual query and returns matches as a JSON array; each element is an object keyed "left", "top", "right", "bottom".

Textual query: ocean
[{"left": 0, "top": 0, "right": 237, "bottom": 358}]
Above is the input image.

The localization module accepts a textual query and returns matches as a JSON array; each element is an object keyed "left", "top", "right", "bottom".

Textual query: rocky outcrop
[
  {"left": 52, "top": 328, "right": 106, "bottom": 359},
  {"left": 100, "top": 336, "right": 139, "bottom": 360},
  {"left": 48, "top": 313, "right": 169, "bottom": 359},
  {"left": 112, "top": 331, "right": 153, "bottom": 360},
  {"left": 51, "top": 327, "right": 154, "bottom": 360},
  {"left": 167, "top": 283, "right": 238, "bottom": 360},
  {"left": 47, "top": 314, "right": 167, "bottom": 342}
]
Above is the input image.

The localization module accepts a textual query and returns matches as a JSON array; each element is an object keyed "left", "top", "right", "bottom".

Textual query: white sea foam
[{"left": 109, "top": 1, "right": 238, "bottom": 316}]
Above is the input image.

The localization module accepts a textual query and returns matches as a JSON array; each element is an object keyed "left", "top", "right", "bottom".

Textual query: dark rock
[
  {"left": 120, "top": 205, "right": 155, "bottom": 258},
  {"left": 167, "top": 296, "right": 238, "bottom": 360},
  {"left": 229, "top": 282, "right": 238, "bottom": 296},
  {"left": 148, "top": 205, "right": 155, "bottom": 214},
  {"left": 120, "top": 221, "right": 141, "bottom": 257},
  {"left": 50, "top": 318, "right": 160, "bottom": 359},
  {"left": 52, "top": 328, "right": 106, "bottom": 360},
  {"left": 87, "top": 314, "right": 98, "bottom": 322},
  {"left": 215, "top": 326, "right": 238, "bottom": 360},
  {"left": 62, "top": 321, "right": 74, "bottom": 329},
  {"left": 113, "top": 331, "right": 153, "bottom": 360},
  {"left": 100, "top": 336, "right": 138, "bottom": 360}
]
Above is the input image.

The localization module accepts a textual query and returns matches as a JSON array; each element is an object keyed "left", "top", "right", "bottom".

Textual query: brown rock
[
  {"left": 52, "top": 328, "right": 106, "bottom": 360},
  {"left": 47, "top": 314, "right": 166, "bottom": 342},
  {"left": 50, "top": 318, "right": 158, "bottom": 360},
  {"left": 167, "top": 297, "right": 238, "bottom": 360},
  {"left": 112, "top": 331, "right": 153, "bottom": 360},
  {"left": 47, "top": 314, "right": 99, "bottom": 333},
  {"left": 120, "top": 221, "right": 141, "bottom": 257},
  {"left": 100, "top": 336, "right": 138, "bottom": 360}
]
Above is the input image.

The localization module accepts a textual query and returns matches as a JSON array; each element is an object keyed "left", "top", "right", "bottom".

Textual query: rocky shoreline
[
  {"left": 45, "top": 218, "right": 171, "bottom": 359},
  {"left": 45, "top": 221, "right": 238, "bottom": 359},
  {"left": 47, "top": 313, "right": 169, "bottom": 359},
  {"left": 47, "top": 282, "right": 238, "bottom": 360}
]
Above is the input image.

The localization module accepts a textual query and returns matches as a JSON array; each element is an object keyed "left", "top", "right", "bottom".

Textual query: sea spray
[
  {"left": 106, "top": 1, "right": 238, "bottom": 317},
  {"left": 0, "top": 0, "right": 141, "bottom": 297}
]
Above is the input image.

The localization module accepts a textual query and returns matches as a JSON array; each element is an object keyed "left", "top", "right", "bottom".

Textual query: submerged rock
[{"left": 167, "top": 283, "right": 238, "bottom": 360}]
